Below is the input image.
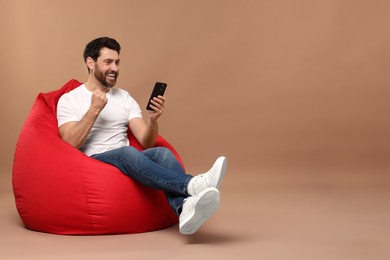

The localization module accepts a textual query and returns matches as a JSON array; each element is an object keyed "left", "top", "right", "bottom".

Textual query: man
[{"left": 57, "top": 37, "right": 227, "bottom": 235}]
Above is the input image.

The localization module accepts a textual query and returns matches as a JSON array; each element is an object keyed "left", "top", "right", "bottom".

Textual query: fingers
[
  {"left": 91, "top": 89, "right": 108, "bottom": 111},
  {"left": 94, "top": 89, "right": 108, "bottom": 100},
  {"left": 149, "top": 95, "right": 165, "bottom": 113},
  {"left": 148, "top": 96, "right": 166, "bottom": 121}
]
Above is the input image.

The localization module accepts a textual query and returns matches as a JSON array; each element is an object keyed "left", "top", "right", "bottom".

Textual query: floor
[{"left": 1, "top": 162, "right": 390, "bottom": 260}]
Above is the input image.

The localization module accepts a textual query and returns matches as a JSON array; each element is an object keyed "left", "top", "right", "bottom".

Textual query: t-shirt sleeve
[
  {"left": 57, "top": 94, "right": 80, "bottom": 127},
  {"left": 125, "top": 93, "right": 143, "bottom": 121}
]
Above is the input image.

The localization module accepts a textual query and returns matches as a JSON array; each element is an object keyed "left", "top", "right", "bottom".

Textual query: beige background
[{"left": 1, "top": 0, "right": 390, "bottom": 259}]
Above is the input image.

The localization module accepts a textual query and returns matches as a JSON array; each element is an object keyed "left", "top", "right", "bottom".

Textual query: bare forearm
[
  {"left": 60, "top": 109, "right": 99, "bottom": 148},
  {"left": 140, "top": 119, "right": 158, "bottom": 148}
]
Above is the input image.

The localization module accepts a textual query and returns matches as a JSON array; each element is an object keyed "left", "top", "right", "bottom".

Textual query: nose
[{"left": 111, "top": 63, "right": 119, "bottom": 72}]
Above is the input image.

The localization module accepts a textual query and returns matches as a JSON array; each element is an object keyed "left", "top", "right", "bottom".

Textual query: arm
[
  {"left": 129, "top": 96, "right": 166, "bottom": 149},
  {"left": 59, "top": 89, "right": 107, "bottom": 148}
]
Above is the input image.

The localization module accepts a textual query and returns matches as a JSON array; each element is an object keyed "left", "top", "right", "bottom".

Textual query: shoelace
[{"left": 192, "top": 174, "right": 207, "bottom": 186}]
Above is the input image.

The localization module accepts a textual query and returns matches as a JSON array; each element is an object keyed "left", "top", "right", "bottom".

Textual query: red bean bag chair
[{"left": 12, "top": 79, "right": 182, "bottom": 235}]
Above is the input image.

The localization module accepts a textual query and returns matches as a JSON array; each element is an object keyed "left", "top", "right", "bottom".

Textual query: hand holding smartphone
[{"left": 146, "top": 82, "right": 167, "bottom": 110}]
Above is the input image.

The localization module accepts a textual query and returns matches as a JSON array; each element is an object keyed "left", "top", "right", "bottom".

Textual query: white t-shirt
[{"left": 57, "top": 84, "right": 142, "bottom": 156}]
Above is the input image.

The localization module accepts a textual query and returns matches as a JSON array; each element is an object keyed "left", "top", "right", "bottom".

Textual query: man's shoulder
[
  {"left": 65, "top": 84, "right": 86, "bottom": 95},
  {"left": 58, "top": 84, "right": 88, "bottom": 104},
  {"left": 61, "top": 84, "right": 87, "bottom": 97}
]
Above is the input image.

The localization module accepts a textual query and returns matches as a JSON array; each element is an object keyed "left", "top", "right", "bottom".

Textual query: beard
[{"left": 94, "top": 66, "right": 118, "bottom": 88}]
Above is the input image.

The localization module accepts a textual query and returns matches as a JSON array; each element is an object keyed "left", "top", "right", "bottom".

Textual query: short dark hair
[{"left": 83, "top": 37, "right": 121, "bottom": 62}]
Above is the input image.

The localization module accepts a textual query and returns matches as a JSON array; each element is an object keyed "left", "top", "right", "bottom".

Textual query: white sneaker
[
  {"left": 187, "top": 156, "right": 228, "bottom": 196},
  {"left": 179, "top": 187, "right": 220, "bottom": 235}
]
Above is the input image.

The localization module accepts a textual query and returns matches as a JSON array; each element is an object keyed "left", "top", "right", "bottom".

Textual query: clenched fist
[{"left": 91, "top": 89, "right": 108, "bottom": 112}]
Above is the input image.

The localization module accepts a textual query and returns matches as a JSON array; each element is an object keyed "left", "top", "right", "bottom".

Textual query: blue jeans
[{"left": 91, "top": 146, "right": 193, "bottom": 215}]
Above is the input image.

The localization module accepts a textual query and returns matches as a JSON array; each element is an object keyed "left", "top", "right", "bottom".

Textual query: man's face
[{"left": 92, "top": 47, "right": 120, "bottom": 88}]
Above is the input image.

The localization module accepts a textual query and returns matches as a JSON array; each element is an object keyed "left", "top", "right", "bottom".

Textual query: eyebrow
[{"left": 103, "top": 58, "right": 120, "bottom": 62}]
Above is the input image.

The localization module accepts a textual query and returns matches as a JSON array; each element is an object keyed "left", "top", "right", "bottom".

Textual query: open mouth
[{"left": 106, "top": 73, "right": 116, "bottom": 80}]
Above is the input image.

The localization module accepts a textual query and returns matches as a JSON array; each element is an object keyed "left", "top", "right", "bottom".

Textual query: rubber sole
[
  {"left": 214, "top": 156, "right": 228, "bottom": 189},
  {"left": 179, "top": 188, "right": 220, "bottom": 235}
]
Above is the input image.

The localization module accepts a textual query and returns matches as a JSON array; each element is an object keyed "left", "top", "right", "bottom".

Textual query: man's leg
[
  {"left": 91, "top": 146, "right": 192, "bottom": 195},
  {"left": 91, "top": 146, "right": 227, "bottom": 235},
  {"left": 141, "top": 148, "right": 225, "bottom": 234},
  {"left": 142, "top": 147, "right": 187, "bottom": 215}
]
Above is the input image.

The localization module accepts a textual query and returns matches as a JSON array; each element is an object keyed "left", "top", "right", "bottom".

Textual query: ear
[{"left": 86, "top": 57, "right": 95, "bottom": 71}]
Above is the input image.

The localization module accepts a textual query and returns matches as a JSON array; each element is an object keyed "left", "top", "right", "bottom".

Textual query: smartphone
[{"left": 146, "top": 82, "right": 167, "bottom": 110}]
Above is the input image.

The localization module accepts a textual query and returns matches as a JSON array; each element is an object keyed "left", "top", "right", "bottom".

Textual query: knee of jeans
[
  {"left": 119, "top": 146, "right": 139, "bottom": 156},
  {"left": 155, "top": 147, "right": 174, "bottom": 160}
]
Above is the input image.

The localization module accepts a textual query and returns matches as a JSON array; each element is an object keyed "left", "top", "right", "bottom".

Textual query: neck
[{"left": 85, "top": 76, "right": 110, "bottom": 93}]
